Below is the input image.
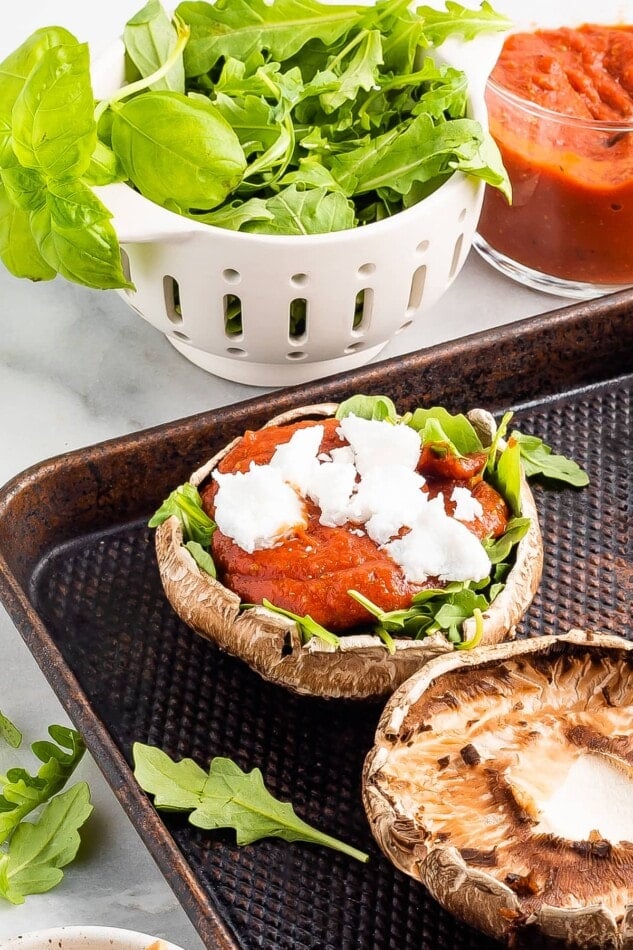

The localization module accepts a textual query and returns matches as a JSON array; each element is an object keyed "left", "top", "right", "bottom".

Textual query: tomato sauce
[
  {"left": 201, "top": 419, "right": 509, "bottom": 631},
  {"left": 478, "top": 25, "right": 633, "bottom": 285}
]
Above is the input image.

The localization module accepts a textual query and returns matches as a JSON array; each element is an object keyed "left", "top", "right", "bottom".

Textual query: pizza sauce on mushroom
[{"left": 200, "top": 418, "right": 509, "bottom": 631}]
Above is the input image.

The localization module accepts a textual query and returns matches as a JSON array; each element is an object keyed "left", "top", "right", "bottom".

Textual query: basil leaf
[
  {"left": 0, "top": 183, "right": 54, "bottom": 281},
  {"left": 408, "top": 406, "right": 483, "bottom": 454},
  {"left": 512, "top": 430, "right": 590, "bottom": 487},
  {"left": 12, "top": 42, "right": 96, "bottom": 180},
  {"left": 124, "top": 0, "right": 185, "bottom": 93},
  {"left": 0, "top": 26, "right": 77, "bottom": 166},
  {"left": 133, "top": 744, "right": 368, "bottom": 862},
  {"left": 335, "top": 394, "right": 398, "bottom": 422},
  {"left": 83, "top": 140, "right": 125, "bottom": 186},
  {"left": 111, "top": 91, "right": 246, "bottom": 210},
  {"left": 30, "top": 180, "right": 132, "bottom": 290},
  {"left": 1, "top": 165, "right": 47, "bottom": 212}
]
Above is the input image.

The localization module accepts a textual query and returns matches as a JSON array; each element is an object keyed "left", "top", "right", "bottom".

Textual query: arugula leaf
[
  {"left": 417, "top": 0, "right": 511, "bottom": 44},
  {"left": 0, "top": 725, "right": 86, "bottom": 846},
  {"left": 408, "top": 406, "right": 483, "bottom": 454},
  {"left": 0, "top": 712, "right": 21, "bottom": 751},
  {"left": 261, "top": 598, "right": 340, "bottom": 648},
  {"left": 0, "top": 783, "right": 92, "bottom": 904},
  {"left": 335, "top": 394, "right": 398, "bottom": 422},
  {"left": 483, "top": 517, "right": 531, "bottom": 563},
  {"left": 177, "top": 0, "right": 366, "bottom": 77},
  {"left": 320, "top": 29, "right": 384, "bottom": 113},
  {"left": 133, "top": 743, "right": 368, "bottom": 862},
  {"left": 185, "top": 540, "right": 217, "bottom": 577},
  {"left": 512, "top": 430, "right": 590, "bottom": 487},
  {"left": 148, "top": 482, "right": 216, "bottom": 547},
  {"left": 124, "top": 0, "right": 186, "bottom": 93},
  {"left": 492, "top": 437, "right": 522, "bottom": 517},
  {"left": 245, "top": 185, "right": 355, "bottom": 235}
]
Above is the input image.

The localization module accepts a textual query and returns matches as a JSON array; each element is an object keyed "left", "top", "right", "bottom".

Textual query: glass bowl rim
[{"left": 486, "top": 74, "right": 633, "bottom": 133}]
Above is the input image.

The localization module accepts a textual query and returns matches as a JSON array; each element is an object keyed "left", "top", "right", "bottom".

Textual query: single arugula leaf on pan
[
  {"left": 133, "top": 743, "right": 369, "bottom": 862},
  {"left": 0, "top": 783, "right": 92, "bottom": 905},
  {"left": 512, "top": 430, "right": 590, "bottom": 487},
  {"left": 335, "top": 394, "right": 398, "bottom": 422}
]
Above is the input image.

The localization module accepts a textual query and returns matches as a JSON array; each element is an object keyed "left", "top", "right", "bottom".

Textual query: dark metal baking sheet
[{"left": 1, "top": 291, "right": 632, "bottom": 949}]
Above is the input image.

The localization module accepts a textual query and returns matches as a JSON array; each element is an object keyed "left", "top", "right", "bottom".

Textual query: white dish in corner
[{"left": 2, "top": 925, "right": 186, "bottom": 950}]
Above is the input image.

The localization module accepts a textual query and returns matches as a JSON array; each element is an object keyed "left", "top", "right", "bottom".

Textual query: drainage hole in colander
[
  {"left": 121, "top": 249, "right": 133, "bottom": 294},
  {"left": 224, "top": 295, "right": 243, "bottom": 337},
  {"left": 416, "top": 240, "right": 430, "bottom": 253},
  {"left": 353, "top": 288, "right": 373, "bottom": 330},
  {"left": 396, "top": 320, "right": 413, "bottom": 334},
  {"left": 449, "top": 233, "right": 465, "bottom": 280},
  {"left": 171, "top": 330, "right": 190, "bottom": 342},
  {"left": 222, "top": 268, "right": 241, "bottom": 284},
  {"left": 459, "top": 207, "right": 468, "bottom": 222},
  {"left": 163, "top": 275, "right": 183, "bottom": 325},
  {"left": 226, "top": 346, "right": 247, "bottom": 357},
  {"left": 344, "top": 341, "right": 367, "bottom": 354},
  {"left": 407, "top": 265, "right": 427, "bottom": 314},
  {"left": 289, "top": 299, "right": 308, "bottom": 340},
  {"left": 290, "top": 273, "right": 309, "bottom": 287},
  {"left": 286, "top": 351, "right": 307, "bottom": 361},
  {"left": 358, "top": 262, "right": 376, "bottom": 276}
]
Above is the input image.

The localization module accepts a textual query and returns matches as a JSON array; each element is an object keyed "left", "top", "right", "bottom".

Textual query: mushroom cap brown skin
[
  {"left": 154, "top": 402, "right": 543, "bottom": 700},
  {"left": 363, "top": 629, "right": 633, "bottom": 947}
]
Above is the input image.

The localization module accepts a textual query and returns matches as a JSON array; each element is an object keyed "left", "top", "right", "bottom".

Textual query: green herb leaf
[
  {"left": 133, "top": 743, "right": 368, "bottom": 862},
  {"left": 0, "top": 782, "right": 92, "bottom": 904},
  {"left": 111, "top": 91, "right": 246, "bottom": 210},
  {"left": 124, "top": 0, "right": 186, "bottom": 93},
  {"left": 148, "top": 482, "right": 216, "bottom": 547},
  {"left": 483, "top": 516, "right": 530, "bottom": 563},
  {"left": 12, "top": 42, "right": 96, "bottom": 180},
  {"left": 0, "top": 183, "right": 54, "bottom": 281},
  {"left": 0, "top": 712, "right": 21, "bottom": 750},
  {"left": 245, "top": 184, "right": 355, "bottom": 235},
  {"left": 0, "top": 725, "right": 86, "bottom": 846},
  {"left": 454, "top": 605, "right": 484, "bottom": 650},
  {"left": 417, "top": 0, "right": 511, "bottom": 45},
  {"left": 261, "top": 599, "right": 340, "bottom": 648},
  {"left": 0, "top": 26, "right": 77, "bottom": 165},
  {"left": 335, "top": 394, "right": 398, "bottom": 422},
  {"left": 512, "top": 430, "right": 590, "bottom": 487},
  {"left": 491, "top": 437, "right": 522, "bottom": 517},
  {"left": 408, "top": 406, "right": 483, "bottom": 454},
  {"left": 185, "top": 540, "right": 217, "bottom": 577},
  {"left": 83, "top": 140, "right": 125, "bottom": 187}
]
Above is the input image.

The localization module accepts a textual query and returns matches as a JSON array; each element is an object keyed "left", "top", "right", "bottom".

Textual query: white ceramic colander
[{"left": 93, "top": 29, "right": 503, "bottom": 387}]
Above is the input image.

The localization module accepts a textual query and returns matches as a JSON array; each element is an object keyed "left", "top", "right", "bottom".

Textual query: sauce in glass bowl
[{"left": 475, "top": 23, "right": 633, "bottom": 297}]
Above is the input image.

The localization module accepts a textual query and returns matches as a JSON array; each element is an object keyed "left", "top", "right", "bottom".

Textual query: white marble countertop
[{"left": 0, "top": 3, "right": 567, "bottom": 948}]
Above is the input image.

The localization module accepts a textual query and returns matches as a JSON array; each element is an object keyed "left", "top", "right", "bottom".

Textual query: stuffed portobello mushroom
[{"left": 150, "top": 395, "right": 543, "bottom": 699}]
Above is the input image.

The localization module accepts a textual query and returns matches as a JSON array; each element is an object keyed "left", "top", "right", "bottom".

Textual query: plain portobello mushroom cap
[
  {"left": 154, "top": 402, "right": 543, "bottom": 700},
  {"left": 363, "top": 629, "right": 633, "bottom": 948}
]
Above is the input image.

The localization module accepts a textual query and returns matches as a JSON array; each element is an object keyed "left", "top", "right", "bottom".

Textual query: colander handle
[{"left": 95, "top": 182, "right": 208, "bottom": 244}]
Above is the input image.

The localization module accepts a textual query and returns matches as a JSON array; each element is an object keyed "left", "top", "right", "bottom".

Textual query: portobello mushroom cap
[
  {"left": 154, "top": 402, "right": 543, "bottom": 700},
  {"left": 363, "top": 629, "right": 633, "bottom": 947}
]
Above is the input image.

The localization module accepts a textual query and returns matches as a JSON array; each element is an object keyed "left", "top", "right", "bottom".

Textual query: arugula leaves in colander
[{"left": 0, "top": 0, "right": 510, "bottom": 290}]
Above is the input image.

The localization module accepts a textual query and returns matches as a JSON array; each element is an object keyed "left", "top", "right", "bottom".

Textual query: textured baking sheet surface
[{"left": 1, "top": 293, "right": 632, "bottom": 949}]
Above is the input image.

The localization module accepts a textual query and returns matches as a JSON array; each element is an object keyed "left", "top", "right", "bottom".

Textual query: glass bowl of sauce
[{"left": 475, "top": 21, "right": 633, "bottom": 298}]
